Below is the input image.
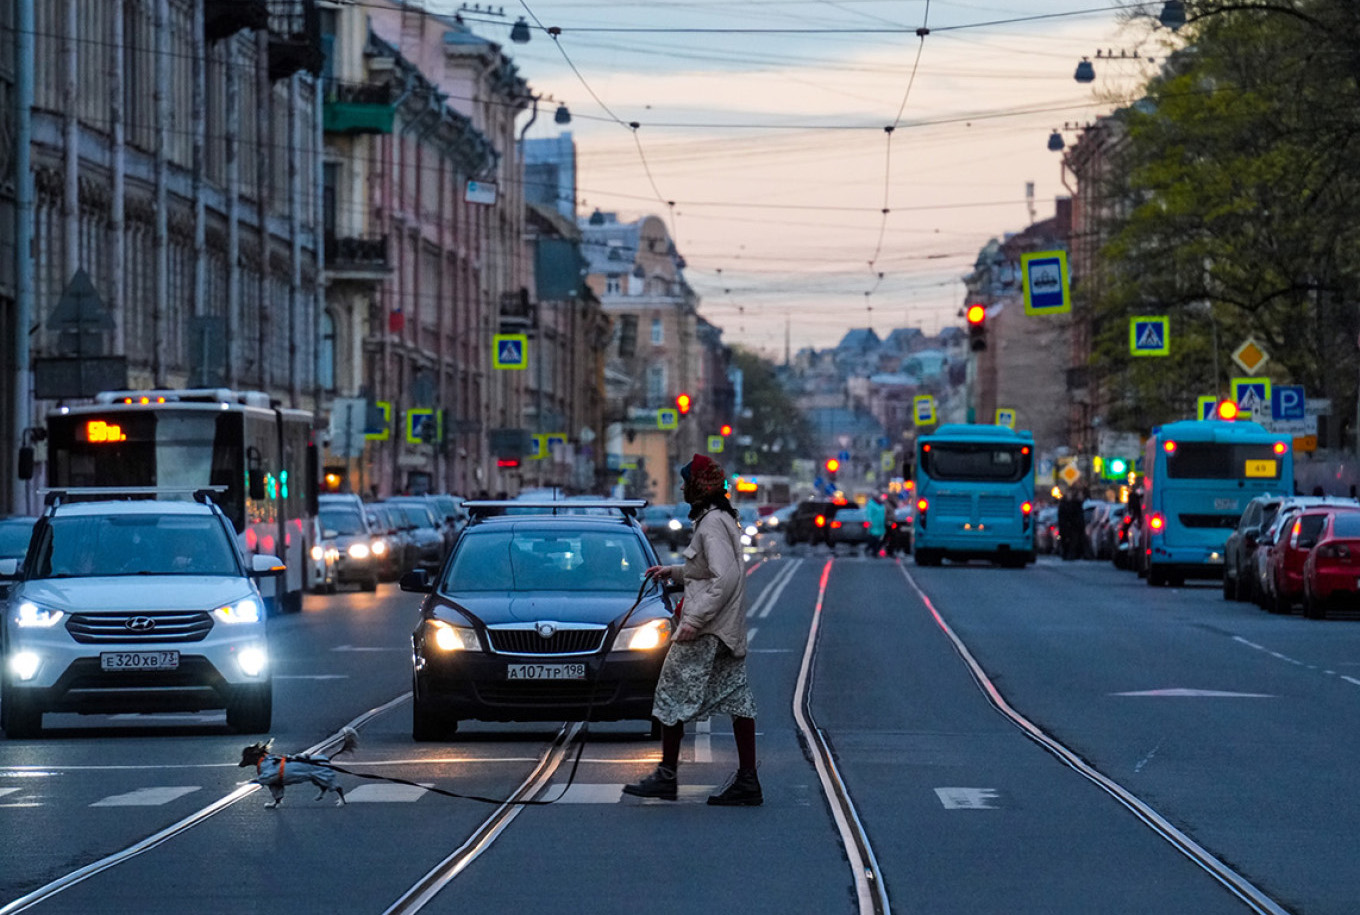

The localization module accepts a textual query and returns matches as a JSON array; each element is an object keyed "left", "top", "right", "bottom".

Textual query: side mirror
[
  {"left": 400, "top": 569, "right": 432, "bottom": 593},
  {"left": 251, "top": 554, "right": 285, "bottom": 576},
  {"left": 0, "top": 557, "right": 19, "bottom": 578}
]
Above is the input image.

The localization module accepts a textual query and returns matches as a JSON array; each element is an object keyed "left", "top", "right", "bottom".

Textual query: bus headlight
[{"left": 613, "top": 617, "right": 673, "bottom": 652}]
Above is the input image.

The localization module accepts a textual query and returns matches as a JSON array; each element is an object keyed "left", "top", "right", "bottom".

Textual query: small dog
[{"left": 239, "top": 727, "right": 358, "bottom": 809}]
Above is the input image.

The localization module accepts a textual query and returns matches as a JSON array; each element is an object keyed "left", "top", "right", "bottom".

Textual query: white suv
[{"left": 0, "top": 492, "right": 280, "bottom": 738}]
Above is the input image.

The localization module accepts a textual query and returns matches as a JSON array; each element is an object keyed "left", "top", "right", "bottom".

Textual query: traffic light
[
  {"left": 1215, "top": 399, "right": 1239, "bottom": 421},
  {"left": 966, "top": 303, "right": 987, "bottom": 351},
  {"left": 719, "top": 424, "right": 732, "bottom": 436},
  {"left": 676, "top": 392, "right": 692, "bottom": 415},
  {"left": 825, "top": 457, "right": 839, "bottom": 482}
]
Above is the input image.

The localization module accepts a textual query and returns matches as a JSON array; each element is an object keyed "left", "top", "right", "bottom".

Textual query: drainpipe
[
  {"left": 518, "top": 94, "right": 539, "bottom": 142},
  {"left": 192, "top": 0, "right": 207, "bottom": 382},
  {"left": 152, "top": 0, "right": 169, "bottom": 387},
  {"left": 11, "top": 0, "right": 34, "bottom": 513},
  {"left": 63, "top": 0, "right": 77, "bottom": 283},
  {"left": 256, "top": 29, "right": 270, "bottom": 393},
  {"left": 225, "top": 36, "right": 240, "bottom": 387},
  {"left": 110, "top": 0, "right": 125, "bottom": 357},
  {"left": 289, "top": 75, "right": 302, "bottom": 406}
]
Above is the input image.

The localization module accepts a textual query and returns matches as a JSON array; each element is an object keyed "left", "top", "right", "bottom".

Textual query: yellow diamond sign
[
  {"left": 1059, "top": 463, "right": 1081, "bottom": 487},
  {"left": 1232, "top": 338, "right": 1268, "bottom": 374}
]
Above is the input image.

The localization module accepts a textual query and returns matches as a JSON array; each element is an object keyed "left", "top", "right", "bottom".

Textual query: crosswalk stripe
[
  {"left": 345, "top": 783, "right": 432, "bottom": 803},
  {"left": 0, "top": 787, "right": 21, "bottom": 799},
  {"left": 91, "top": 786, "right": 201, "bottom": 807}
]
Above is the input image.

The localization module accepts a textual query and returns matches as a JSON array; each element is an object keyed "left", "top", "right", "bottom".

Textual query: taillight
[
  {"left": 814, "top": 515, "right": 826, "bottom": 528},
  {"left": 1148, "top": 513, "right": 1165, "bottom": 533},
  {"left": 916, "top": 498, "right": 928, "bottom": 513},
  {"left": 1318, "top": 543, "right": 1351, "bottom": 559},
  {"left": 830, "top": 520, "right": 842, "bottom": 529},
  {"left": 1021, "top": 501, "right": 1033, "bottom": 515},
  {"left": 916, "top": 498, "right": 928, "bottom": 530},
  {"left": 862, "top": 521, "right": 870, "bottom": 529},
  {"left": 1274, "top": 441, "right": 1288, "bottom": 455}
]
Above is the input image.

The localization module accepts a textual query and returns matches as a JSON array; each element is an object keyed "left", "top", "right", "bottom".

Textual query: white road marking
[
  {"left": 759, "top": 559, "right": 802, "bottom": 619},
  {"left": 0, "top": 787, "right": 21, "bottom": 799},
  {"left": 934, "top": 787, "right": 999, "bottom": 809},
  {"left": 345, "top": 783, "right": 432, "bottom": 803},
  {"left": 747, "top": 627, "right": 758, "bottom": 645},
  {"left": 1113, "top": 688, "right": 1273, "bottom": 697},
  {"left": 745, "top": 559, "right": 801, "bottom": 619},
  {"left": 91, "top": 786, "right": 201, "bottom": 807},
  {"left": 694, "top": 718, "right": 712, "bottom": 763},
  {"left": 108, "top": 713, "right": 221, "bottom": 722}
]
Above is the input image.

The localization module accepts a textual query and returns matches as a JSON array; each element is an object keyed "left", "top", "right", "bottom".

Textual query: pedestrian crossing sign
[
  {"left": 1231, "top": 377, "right": 1272, "bottom": 418},
  {"left": 1197, "top": 395, "right": 1218, "bottom": 421},
  {"left": 707, "top": 435, "right": 725, "bottom": 453},
  {"left": 656, "top": 408, "right": 678, "bottom": 430},
  {"left": 1129, "top": 316, "right": 1170, "bottom": 356},
  {"left": 492, "top": 334, "right": 529, "bottom": 370},
  {"left": 913, "top": 395, "right": 936, "bottom": 426},
  {"left": 1021, "top": 250, "right": 1071, "bottom": 315},
  {"left": 995, "top": 407, "right": 1017, "bottom": 429}
]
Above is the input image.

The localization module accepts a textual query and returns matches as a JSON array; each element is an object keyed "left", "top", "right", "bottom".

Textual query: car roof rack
[
  {"left": 464, "top": 499, "right": 647, "bottom": 520},
  {"left": 40, "top": 486, "right": 227, "bottom": 507}
]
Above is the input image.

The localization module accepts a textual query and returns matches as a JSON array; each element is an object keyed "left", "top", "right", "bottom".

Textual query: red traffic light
[
  {"left": 825, "top": 458, "right": 840, "bottom": 473},
  {"left": 966, "top": 304, "right": 986, "bottom": 325},
  {"left": 676, "top": 392, "right": 692, "bottom": 415},
  {"left": 719, "top": 424, "right": 732, "bottom": 436},
  {"left": 1215, "top": 400, "right": 1239, "bottom": 421}
]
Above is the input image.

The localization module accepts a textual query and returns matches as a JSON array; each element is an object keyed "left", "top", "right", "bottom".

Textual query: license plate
[
  {"left": 506, "top": 663, "right": 586, "bottom": 680},
  {"left": 100, "top": 651, "right": 179, "bottom": 671}
]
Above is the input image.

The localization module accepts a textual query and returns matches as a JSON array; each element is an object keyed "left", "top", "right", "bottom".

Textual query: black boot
[
  {"left": 707, "top": 768, "right": 762, "bottom": 806},
  {"left": 622, "top": 765, "right": 678, "bottom": 801}
]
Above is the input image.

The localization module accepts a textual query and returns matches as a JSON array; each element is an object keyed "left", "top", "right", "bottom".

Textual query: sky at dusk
[{"left": 429, "top": 0, "right": 1170, "bottom": 358}]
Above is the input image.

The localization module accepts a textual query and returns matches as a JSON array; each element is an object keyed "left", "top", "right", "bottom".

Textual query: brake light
[
  {"left": 1163, "top": 440, "right": 1176, "bottom": 454},
  {"left": 862, "top": 521, "right": 870, "bottom": 529},
  {"left": 916, "top": 498, "right": 928, "bottom": 513},
  {"left": 1318, "top": 543, "right": 1351, "bottom": 559},
  {"left": 1273, "top": 441, "right": 1288, "bottom": 455},
  {"left": 814, "top": 515, "right": 826, "bottom": 528},
  {"left": 1020, "top": 501, "right": 1033, "bottom": 515},
  {"left": 830, "top": 520, "right": 842, "bottom": 529},
  {"left": 1148, "top": 513, "right": 1165, "bottom": 533}
]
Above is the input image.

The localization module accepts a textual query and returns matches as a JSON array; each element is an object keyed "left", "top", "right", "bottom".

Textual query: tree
[
  {"left": 729, "top": 347, "right": 817, "bottom": 474},
  {"left": 1092, "top": 0, "right": 1360, "bottom": 445}
]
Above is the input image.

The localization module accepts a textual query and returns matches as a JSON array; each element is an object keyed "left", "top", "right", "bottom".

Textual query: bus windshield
[
  {"left": 1166, "top": 442, "right": 1282, "bottom": 480},
  {"left": 921, "top": 443, "right": 1032, "bottom": 483}
]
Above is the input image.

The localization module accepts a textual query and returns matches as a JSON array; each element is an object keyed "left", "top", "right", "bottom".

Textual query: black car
[
  {"left": 784, "top": 500, "right": 842, "bottom": 547},
  {"left": 639, "top": 503, "right": 684, "bottom": 552},
  {"left": 1223, "top": 494, "right": 1288, "bottom": 601},
  {"left": 886, "top": 505, "right": 914, "bottom": 556},
  {"left": 402, "top": 500, "right": 676, "bottom": 740},
  {"left": 828, "top": 507, "right": 872, "bottom": 551},
  {"left": 385, "top": 499, "right": 446, "bottom": 575}
]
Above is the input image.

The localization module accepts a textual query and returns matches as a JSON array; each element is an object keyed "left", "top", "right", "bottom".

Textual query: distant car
[
  {"left": 1092, "top": 504, "right": 1126, "bottom": 560},
  {"left": 639, "top": 503, "right": 684, "bottom": 552},
  {"left": 1034, "top": 506, "right": 1059, "bottom": 555},
  {"left": 402, "top": 499, "right": 675, "bottom": 739},
  {"left": 758, "top": 503, "right": 797, "bottom": 540},
  {"left": 737, "top": 506, "right": 762, "bottom": 550},
  {"left": 305, "top": 515, "right": 338, "bottom": 594},
  {"left": 318, "top": 501, "right": 380, "bottom": 592},
  {"left": 785, "top": 500, "right": 841, "bottom": 547},
  {"left": 365, "top": 503, "right": 409, "bottom": 582},
  {"left": 828, "top": 506, "right": 872, "bottom": 552},
  {"left": 385, "top": 499, "right": 446, "bottom": 575},
  {"left": 0, "top": 493, "right": 278, "bottom": 738},
  {"left": 1302, "top": 510, "right": 1360, "bottom": 619},
  {"left": 886, "top": 505, "right": 914, "bottom": 556},
  {"left": 0, "top": 516, "right": 37, "bottom": 598},
  {"left": 1223, "top": 495, "right": 1288, "bottom": 601}
]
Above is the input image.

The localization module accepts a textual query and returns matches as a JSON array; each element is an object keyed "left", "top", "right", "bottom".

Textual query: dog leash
[{"left": 308, "top": 575, "right": 664, "bottom": 807}]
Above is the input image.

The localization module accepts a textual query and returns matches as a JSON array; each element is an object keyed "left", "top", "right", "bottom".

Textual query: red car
[
  {"left": 1302, "top": 511, "right": 1360, "bottom": 619},
  {"left": 1266, "top": 506, "right": 1360, "bottom": 614}
]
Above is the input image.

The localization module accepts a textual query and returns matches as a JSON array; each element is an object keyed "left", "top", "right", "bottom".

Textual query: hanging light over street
[
  {"left": 510, "top": 16, "right": 531, "bottom": 43},
  {"left": 554, "top": 103, "right": 571, "bottom": 125},
  {"left": 1159, "top": 0, "right": 1187, "bottom": 30},
  {"left": 1074, "top": 57, "right": 1095, "bottom": 83},
  {"left": 1047, "top": 130, "right": 1065, "bottom": 151}
]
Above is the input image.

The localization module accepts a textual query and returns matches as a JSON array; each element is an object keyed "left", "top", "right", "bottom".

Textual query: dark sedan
[{"left": 402, "top": 504, "right": 675, "bottom": 739}]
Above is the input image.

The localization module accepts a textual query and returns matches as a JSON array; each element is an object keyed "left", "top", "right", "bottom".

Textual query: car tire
[
  {"left": 1303, "top": 588, "right": 1325, "bottom": 620},
  {"left": 226, "top": 683, "right": 272, "bottom": 734},
  {"left": 361, "top": 576, "right": 379, "bottom": 592},
  {"left": 1, "top": 686, "right": 42, "bottom": 739},
  {"left": 915, "top": 549, "right": 941, "bottom": 567},
  {"left": 1270, "top": 587, "right": 1291, "bottom": 615},
  {"left": 412, "top": 695, "right": 456, "bottom": 741},
  {"left": 1148, "top": 568, "right": 1166, "bottom": 587}
]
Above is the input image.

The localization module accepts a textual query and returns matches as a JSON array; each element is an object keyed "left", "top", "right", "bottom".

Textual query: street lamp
[
  {"left": 510, "top": 16, "right": 531, "bottom": 43},
  {"left": 1159, "top": 0, "right": 1187, "bottom": 31}
]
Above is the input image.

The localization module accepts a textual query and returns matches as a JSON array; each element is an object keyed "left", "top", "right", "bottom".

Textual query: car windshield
[
  {"left": 0, "top": 519, "right": 35, "bottom": 558},
  {"left": 443, "top": 529, "right": 648, "bottom": 592},
  {"left": 35, "top": 513, "right": 239, "bottom": 577},
  {"left": 320, "top": 509, "right": 367, "bottom": 536},
  {"left": 396, "top": 504, "right": 437, "bottom": 529}
]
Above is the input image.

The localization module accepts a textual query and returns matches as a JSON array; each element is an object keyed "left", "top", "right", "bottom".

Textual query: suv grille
[
  {"left": 65, "top": 611, "right": 214, "bottom": 644},
  {"left": 485, "top": 627, "right": 606, "bottom": 656}
]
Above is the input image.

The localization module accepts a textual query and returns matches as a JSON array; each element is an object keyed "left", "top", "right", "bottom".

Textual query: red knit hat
[{"left": 681, "top": 453, "right": 727, "bottom": 495}]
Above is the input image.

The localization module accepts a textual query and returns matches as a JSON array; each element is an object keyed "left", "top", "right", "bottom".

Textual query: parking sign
[{"left": 1271, "top": 385, "right": 1305, "bottom": 420}]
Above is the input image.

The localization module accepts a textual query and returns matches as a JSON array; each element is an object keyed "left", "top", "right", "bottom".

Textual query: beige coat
[{"left": 671, "top": 506, "right": 747, "bottom": 657}]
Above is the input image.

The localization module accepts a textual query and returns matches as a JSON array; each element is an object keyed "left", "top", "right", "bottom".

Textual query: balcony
[
  {"left": 325, "top": 234, "right": 389, "bottom": 283},
  {"left": 323, "top": 82, "right": 396, "bottom": 135},
  {"left": 267, "top": 0, "right": 324, "bottom": 82},
  {"left": 205, "top": 0, "right": 269, "bottom": 42}
]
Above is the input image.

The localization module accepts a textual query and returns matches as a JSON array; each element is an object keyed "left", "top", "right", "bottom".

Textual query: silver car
[{"left": 0, "top": 493, "right": 280, "bottom": 738}]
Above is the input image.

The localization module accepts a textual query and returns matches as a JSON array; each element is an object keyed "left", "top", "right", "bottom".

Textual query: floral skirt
[{"left": 652, "top": 634, "right": 758, "bottom": 726}]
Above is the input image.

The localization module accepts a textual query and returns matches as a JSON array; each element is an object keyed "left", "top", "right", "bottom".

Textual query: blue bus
[
  {"left": 912, "top": 424, "right": 1036, "bottom": 567},
  {"left": 1141, "top": 419, "right": 1293, "bottom": 587}
]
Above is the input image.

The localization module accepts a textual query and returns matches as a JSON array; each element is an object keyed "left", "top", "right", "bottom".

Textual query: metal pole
[{"left": 11, "top": 0, "right": 34, "bottom": 513}]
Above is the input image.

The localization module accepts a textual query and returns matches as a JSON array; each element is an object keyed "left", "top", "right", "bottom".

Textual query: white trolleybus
[{"left": 44, "top": 389, "right": 319, "bottom": 615}]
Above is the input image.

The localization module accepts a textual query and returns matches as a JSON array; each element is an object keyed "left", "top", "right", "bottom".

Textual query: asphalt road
[{"left": 2, "top": 550, "right": 1358, "bottom": 914}]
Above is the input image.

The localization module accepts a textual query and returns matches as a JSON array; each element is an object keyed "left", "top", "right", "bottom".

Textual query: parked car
[
  {"left": 1092, "top": 504, "right": 1126, "bottom": 560},
  {"left": 784, "top": 499, "right": 842, "bottom": 547},
  {"left": 1265, "top": 504, "right": 1360, "bottom": 614},
  {"left": 1034, "top": 506, "right": 1059, "bottom": 555},
  {"left": 0, "top": 492, "right": 277, "bottom": 738},
  {"left": 1223, "top": 494, "right": 1289, "bottom": 601},
  {"left": 317, "top": 498, "right": 381, "bottom": 591},
  {"left": 1302, "top": 510, "right": 1360, "bottom": 619},
  {"left": 0, "top": 516, "right": 37, "bottom": 598},
  {"left": 305, "top": 515, "right": 339, "bottom": 594},
  {"left": 402, "top": 499, "right": 675, "bottom": 739},
  {"left": 828, "top": 506, "right": 872, "bottom": 553},
  {"left": 1250, "top": 505, "right": 1300, "bottom": 607}
]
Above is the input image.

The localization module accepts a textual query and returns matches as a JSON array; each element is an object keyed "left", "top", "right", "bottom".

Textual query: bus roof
[
  {"left": 1149, "top": 419, "right": 1282, "bottom": 443},
  {"left": 920, "top": 424, "right": 1034, "bottom": 443}
]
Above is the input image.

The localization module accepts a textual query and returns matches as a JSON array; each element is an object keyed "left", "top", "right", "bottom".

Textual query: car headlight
[
  {"left": 310, "top": 545, "right": 324, "bottom": 561},
  {"left": 744, "top": 525, "right": 758, "bottom": 537},
  {"left": 9, "top": 651, "right": 41, "bottom": 681},
  {"left": 667, "top": 519, "right": 682, "bottom": 531},
  {"left": 429, "top": 620, "right": 480, "bottom": 652},
  {"left": 347, "top": 542, "right": 371, "bottom": 560},
  {"left": 612, "top": 617, "right": 673, "bottom": 652},
  {"left": 15, "top": 601, "right": 64, "bottom": 628},
  {"left": 741, "top": 534, "right": 753, "bottom": 546},
  {"left": 236, "top": 647, "right": 268, "bottom": 677},
  {"left": 766, "top": 517, "right": 779, "bottom": 527},
  {"left": 213, "top": 598, "right": 262, "bottom": 624},
  {"left": 371, "top": 539, "right": 387, "bottom": 556}
]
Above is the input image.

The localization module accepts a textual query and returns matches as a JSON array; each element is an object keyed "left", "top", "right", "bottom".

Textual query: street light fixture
[
  {"left": 1048, "top": 129, "right": 1065, "bottom": 151},
  {"left": 554, "top": 103, "right": 571, "bottom": 125},
  {"left": 510, "top": 16, "right": 531, "bottom": 43},
  {"left": 1159, "top": 0, "right": 1187, "bottom": 31},
  {"left": 1074, "top": 57, "right": 1095, "bottom": 83}
]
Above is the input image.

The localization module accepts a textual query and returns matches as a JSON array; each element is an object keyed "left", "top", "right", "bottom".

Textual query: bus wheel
[
  {"left": 915, "top": 549, "right": 941, "bottom": 567},
  {"left": 1148, "top": 568, "right": 1166, "bottom": 587}
]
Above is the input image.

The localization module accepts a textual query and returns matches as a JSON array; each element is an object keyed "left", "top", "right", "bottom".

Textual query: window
[
  {"left": 651, "top": 316, "right": 664, "bottom": 345},
  {"left": 921, "top": 443, "right": 1031, "bottom": 483},
  {"left": 605, "top": 275, "right": 621, "bottom": 295},
  {"left": 318, "top": 311, "right": 336, "bottom": 391},
  {"left": 646, "top": 364, "right": 667, "bottom": 404}
]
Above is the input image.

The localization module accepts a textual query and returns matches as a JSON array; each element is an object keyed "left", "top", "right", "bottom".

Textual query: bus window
[
  {"left": 1166, "top": 442, "right": 1282, "bottom": 480},
  {"left": 920, "top": 443, "right": 1032, "bottom": 483}
]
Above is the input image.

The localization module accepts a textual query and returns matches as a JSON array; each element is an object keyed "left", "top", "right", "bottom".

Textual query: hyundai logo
[
  {"left": 125, "top": 616, "right": 157, "bottom": 632},
  {"left": 535, "top": 622, "right": 557, "bottom": 639}
]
